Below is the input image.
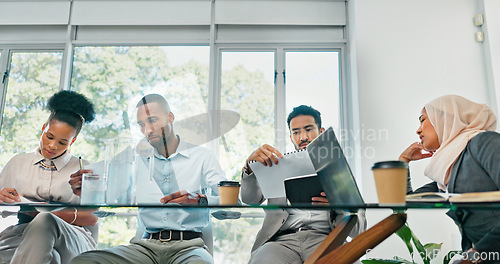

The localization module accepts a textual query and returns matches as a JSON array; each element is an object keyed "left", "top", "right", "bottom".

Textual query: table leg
[
  {"left": 305, "top": 214, "right": 358, "bottom": 264},
  {"left": 314, "top": 213, "right": 407, "bottom": 264}
]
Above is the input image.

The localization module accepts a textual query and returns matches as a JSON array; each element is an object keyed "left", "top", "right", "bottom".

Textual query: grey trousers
[
  {"left": 248, "top": 230, "right": 328, "bottom": 264},
  {"left": 0, "top": 212, "right": 96, "bottom": 264},
  {"left": 71, "top": 236, "right": 212, "bottom": 264}
]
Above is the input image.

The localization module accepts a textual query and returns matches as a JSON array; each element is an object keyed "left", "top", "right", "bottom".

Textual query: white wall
[
  {"left": 350, "top": 0, "right": 498, "bottom": 260},
  {"left": 484, "top": 0, "right": 500, "bottom": 118}
]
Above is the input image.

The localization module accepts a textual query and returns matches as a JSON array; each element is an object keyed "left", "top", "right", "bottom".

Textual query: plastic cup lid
[
  {"left": 371, "top": 160, "right": 408, "bottom": 170},
  {"left": 218, "top": 181, "right": 241, "bottom": 187}
]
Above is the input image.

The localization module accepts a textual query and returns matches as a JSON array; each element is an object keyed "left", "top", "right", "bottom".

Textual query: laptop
[{"left": 306, "top": 127, "right": 365, "bottom": 207}]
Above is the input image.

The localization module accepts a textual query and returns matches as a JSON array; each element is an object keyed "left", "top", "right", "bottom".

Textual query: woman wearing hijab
[
  {"left": 0, "top": 91, "right": 98, "bottom": 264},
  {"left": 399, "top": 95, "right": 500, "bottom": 263}
]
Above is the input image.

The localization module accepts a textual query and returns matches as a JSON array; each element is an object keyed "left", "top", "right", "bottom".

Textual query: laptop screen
[{"left": 307, "top": 127, "right": 365, "bottom": 207}]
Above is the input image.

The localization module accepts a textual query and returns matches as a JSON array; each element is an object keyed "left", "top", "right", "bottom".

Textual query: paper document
[
  {"left": 9, "top": 196, "right": 47, "bottom": 205},
  {"left": 249, "top": 149, "right": 316, "bottom": 198},
  {"left": 449, "top": 190, "right": 500, "bottom": 203},
  {"left": 4, "top": 196, "right": 64, "bottom": 213},
  {"left": 85, "top": 161, "right": 105, "bottom": 176},
  {"left": 407, "top": 191, "right": 500, "bottom": 203},
  {"left": 135, "top": 156, "right": 165, "bottom": 204},
  {"left": 406, "top": 192, "right": 459, "bottom": 203}
]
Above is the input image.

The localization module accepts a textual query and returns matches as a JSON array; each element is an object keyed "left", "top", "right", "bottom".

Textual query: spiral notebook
[
  {"left": 249, "top": 127, "right": 364, "bottom": 207},
  {"left": 249, "top": 148, "right": 317, "bottom": 199}
]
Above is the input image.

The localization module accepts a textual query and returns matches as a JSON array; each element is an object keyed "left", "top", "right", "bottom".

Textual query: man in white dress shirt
[{"left": 70, "top": 94, "right": 226, "bottom": 264}]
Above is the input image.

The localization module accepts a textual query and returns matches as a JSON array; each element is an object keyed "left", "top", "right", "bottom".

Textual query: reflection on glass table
[{"left": 1, "top": 203, "right": 499, "bottom": 264}]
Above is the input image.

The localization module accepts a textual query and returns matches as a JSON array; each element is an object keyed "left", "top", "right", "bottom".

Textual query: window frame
[
  {"left": 212, "top": 44, "right": 350, "bottom": 154},
  {"left": 0, "top": 46, "right": 65, "bottom": 133},
  {"left": 0, "top": 0, "right": 360, "bottom": 182}
]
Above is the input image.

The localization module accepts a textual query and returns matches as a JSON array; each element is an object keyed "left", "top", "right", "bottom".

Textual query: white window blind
[
  {"left": 74, "top": 25, "right": 210, "bottom": 44},
  {"left": 0, "top": 1, "right": 70, "bottom": 25},
  {"left": 0, "top": 25, "right": 68, "bottom": 44},
  {"left": 214, "top": 0, "right": 346, "bottom": 26},
  {"left": 71, "top": 1, "right": 211, "bottom": 26}
]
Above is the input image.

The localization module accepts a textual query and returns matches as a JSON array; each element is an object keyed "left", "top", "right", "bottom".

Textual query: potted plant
[{"left": 362, "top": 221, "right": 458, "bottom": 264}]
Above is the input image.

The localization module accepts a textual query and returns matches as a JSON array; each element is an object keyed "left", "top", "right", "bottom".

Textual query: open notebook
[
  {"left": 249, "top": 148, "right": 316, "bottom": 199},
  {"left": 249, "top": 127, "right": 365, "bottom": 207},
  {"left": 407, "top": 190, "right": 500, "bottom": 203}
]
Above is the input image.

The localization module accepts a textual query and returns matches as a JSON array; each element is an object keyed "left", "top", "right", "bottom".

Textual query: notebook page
[{"left": 249, "top": 149, "right": 316, "bottom": 198}]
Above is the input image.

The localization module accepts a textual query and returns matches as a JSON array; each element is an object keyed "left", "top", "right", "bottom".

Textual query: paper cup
[
  {"left": 218, "top": 181, "right": 240, "bottom": 205},
  {"left": 372, "top": 161, "right": 408, "bottom": 205}
]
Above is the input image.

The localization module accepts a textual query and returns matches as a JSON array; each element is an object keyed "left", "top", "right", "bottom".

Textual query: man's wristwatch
[{"left": 197, "top": 193, "right": 208, "bottom": 206}]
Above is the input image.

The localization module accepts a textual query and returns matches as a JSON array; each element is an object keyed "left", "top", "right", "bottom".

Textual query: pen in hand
[
  {"left": 4, "top": 189, "right": 21, "bottom": 203},
  {"left": 79, "top": 156, "right": 83, "bottom": 170}
]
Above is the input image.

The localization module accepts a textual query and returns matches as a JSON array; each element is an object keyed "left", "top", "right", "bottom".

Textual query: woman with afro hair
[{"left": 0, "top": 90, "right": 98, "bottom": 264}]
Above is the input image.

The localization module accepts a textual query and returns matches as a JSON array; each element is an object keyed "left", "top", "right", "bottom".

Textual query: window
[
  {"left": 218, "top": 51, "right": 275, "bottom": 180},
  {"left": 217, "top": 49, "right": 343, "bottom": 177},
  {"left": 285, "top": 50, "right": 341, "bottom": 151},
  {"left": 0, "top": 51, "right": 63, "bottom": 168},
  {"left": 70, "top": 45, "right": 211, "bottom": 249},
  {"left": 0, "top": 2, "right": 351, "bottom": 262},
  {"left": 71, "top": 46, "right": 210, "bottom": 162}
]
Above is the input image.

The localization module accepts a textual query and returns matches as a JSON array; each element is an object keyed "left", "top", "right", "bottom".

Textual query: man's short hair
[
  {"left": 136, "top": 94, "right": 171, "bottom": 113},
  {"left": 286, "top": 105, "right": 322, "bottom": 129}
]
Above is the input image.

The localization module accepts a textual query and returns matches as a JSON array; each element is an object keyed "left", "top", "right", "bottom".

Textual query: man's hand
[
  {"left": 245, "top": 144, "right": 284, "bottom": 174},
  {"left": 161, "top": 190, "right": 199, "bottom": 204},
  {"left": 0, "top": 188, "right": 21, "bottom": 203},
  {"left": 311, "top": 192, "right": 329, "bottom": 205},
  {"left": 68, "top": 169, "right": 92, "bottom": 196},
  {"left": 399, "top": 142, "right": 433, "bottom": 163}
]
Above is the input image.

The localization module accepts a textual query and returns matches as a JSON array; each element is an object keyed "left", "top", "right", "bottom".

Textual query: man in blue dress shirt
[{"left": 70, "top": 94, "right": 227, "bottom": 264}]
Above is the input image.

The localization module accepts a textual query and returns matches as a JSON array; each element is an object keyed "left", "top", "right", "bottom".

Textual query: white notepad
[{"left": 249, "top": 149, "right": 316, "bottom": 199}]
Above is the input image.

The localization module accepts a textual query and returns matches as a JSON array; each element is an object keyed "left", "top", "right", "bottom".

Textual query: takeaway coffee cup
[
  {"left": 372, "top": 161, "right": 408, "bottom": 205},
  {"left": 218, "top": 181, "right": 241, "bottom": 205}
]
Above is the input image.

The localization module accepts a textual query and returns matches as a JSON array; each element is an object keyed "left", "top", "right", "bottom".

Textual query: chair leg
[
  {"left": 304, "top": 214, "right": 358, "bottom": 264},
  {"left": 314, "top": 213, "right": 407, "bottom": 264}
]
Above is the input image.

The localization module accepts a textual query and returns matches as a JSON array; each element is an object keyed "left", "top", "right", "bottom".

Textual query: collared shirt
[
  {"left": 241, "top": 170, "right": 331, "bottom": 233},
  {"left": 0, "top": 149, "right": 85, "bottom": 204},
  {"left": 279, "top": 209, "right": 330, "bottom": 233},
  {"left": 137, "top": 136, "right": 227, "bottom": 233}
]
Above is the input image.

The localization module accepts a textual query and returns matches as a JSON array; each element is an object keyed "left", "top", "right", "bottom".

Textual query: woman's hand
[
  {"left": 0, "top": 188, "right": 21, "bottom": 203},
  {"left": 399, "top": 142, "right": 434, "bottom": 163},
  {"left": 68, "top": 169, "right": 92, "bottom": 196}
]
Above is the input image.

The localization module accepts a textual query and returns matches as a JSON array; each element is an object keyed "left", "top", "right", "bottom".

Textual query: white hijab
[{"left": 424, "top": 95, "right": 497, "bottom": 191}]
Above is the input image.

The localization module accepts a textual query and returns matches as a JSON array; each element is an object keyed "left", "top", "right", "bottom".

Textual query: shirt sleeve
[
  {"left": 406, "top": 165, "right": 440, "bottom": 194},
  {"left": 469, "top": 132, "right": 500, "bottom": 189},
  {"left": 202, "top": 150, "right": 227, "bottom": 205},
  {"left": 240, "top": 170, "right": 265, "bottom": 205},
  {"left": 466, "top": 132, "right": 500, "bottom": 252},
  {"left": 0, "top": 154, "right": 21, "bottom": 189}
]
